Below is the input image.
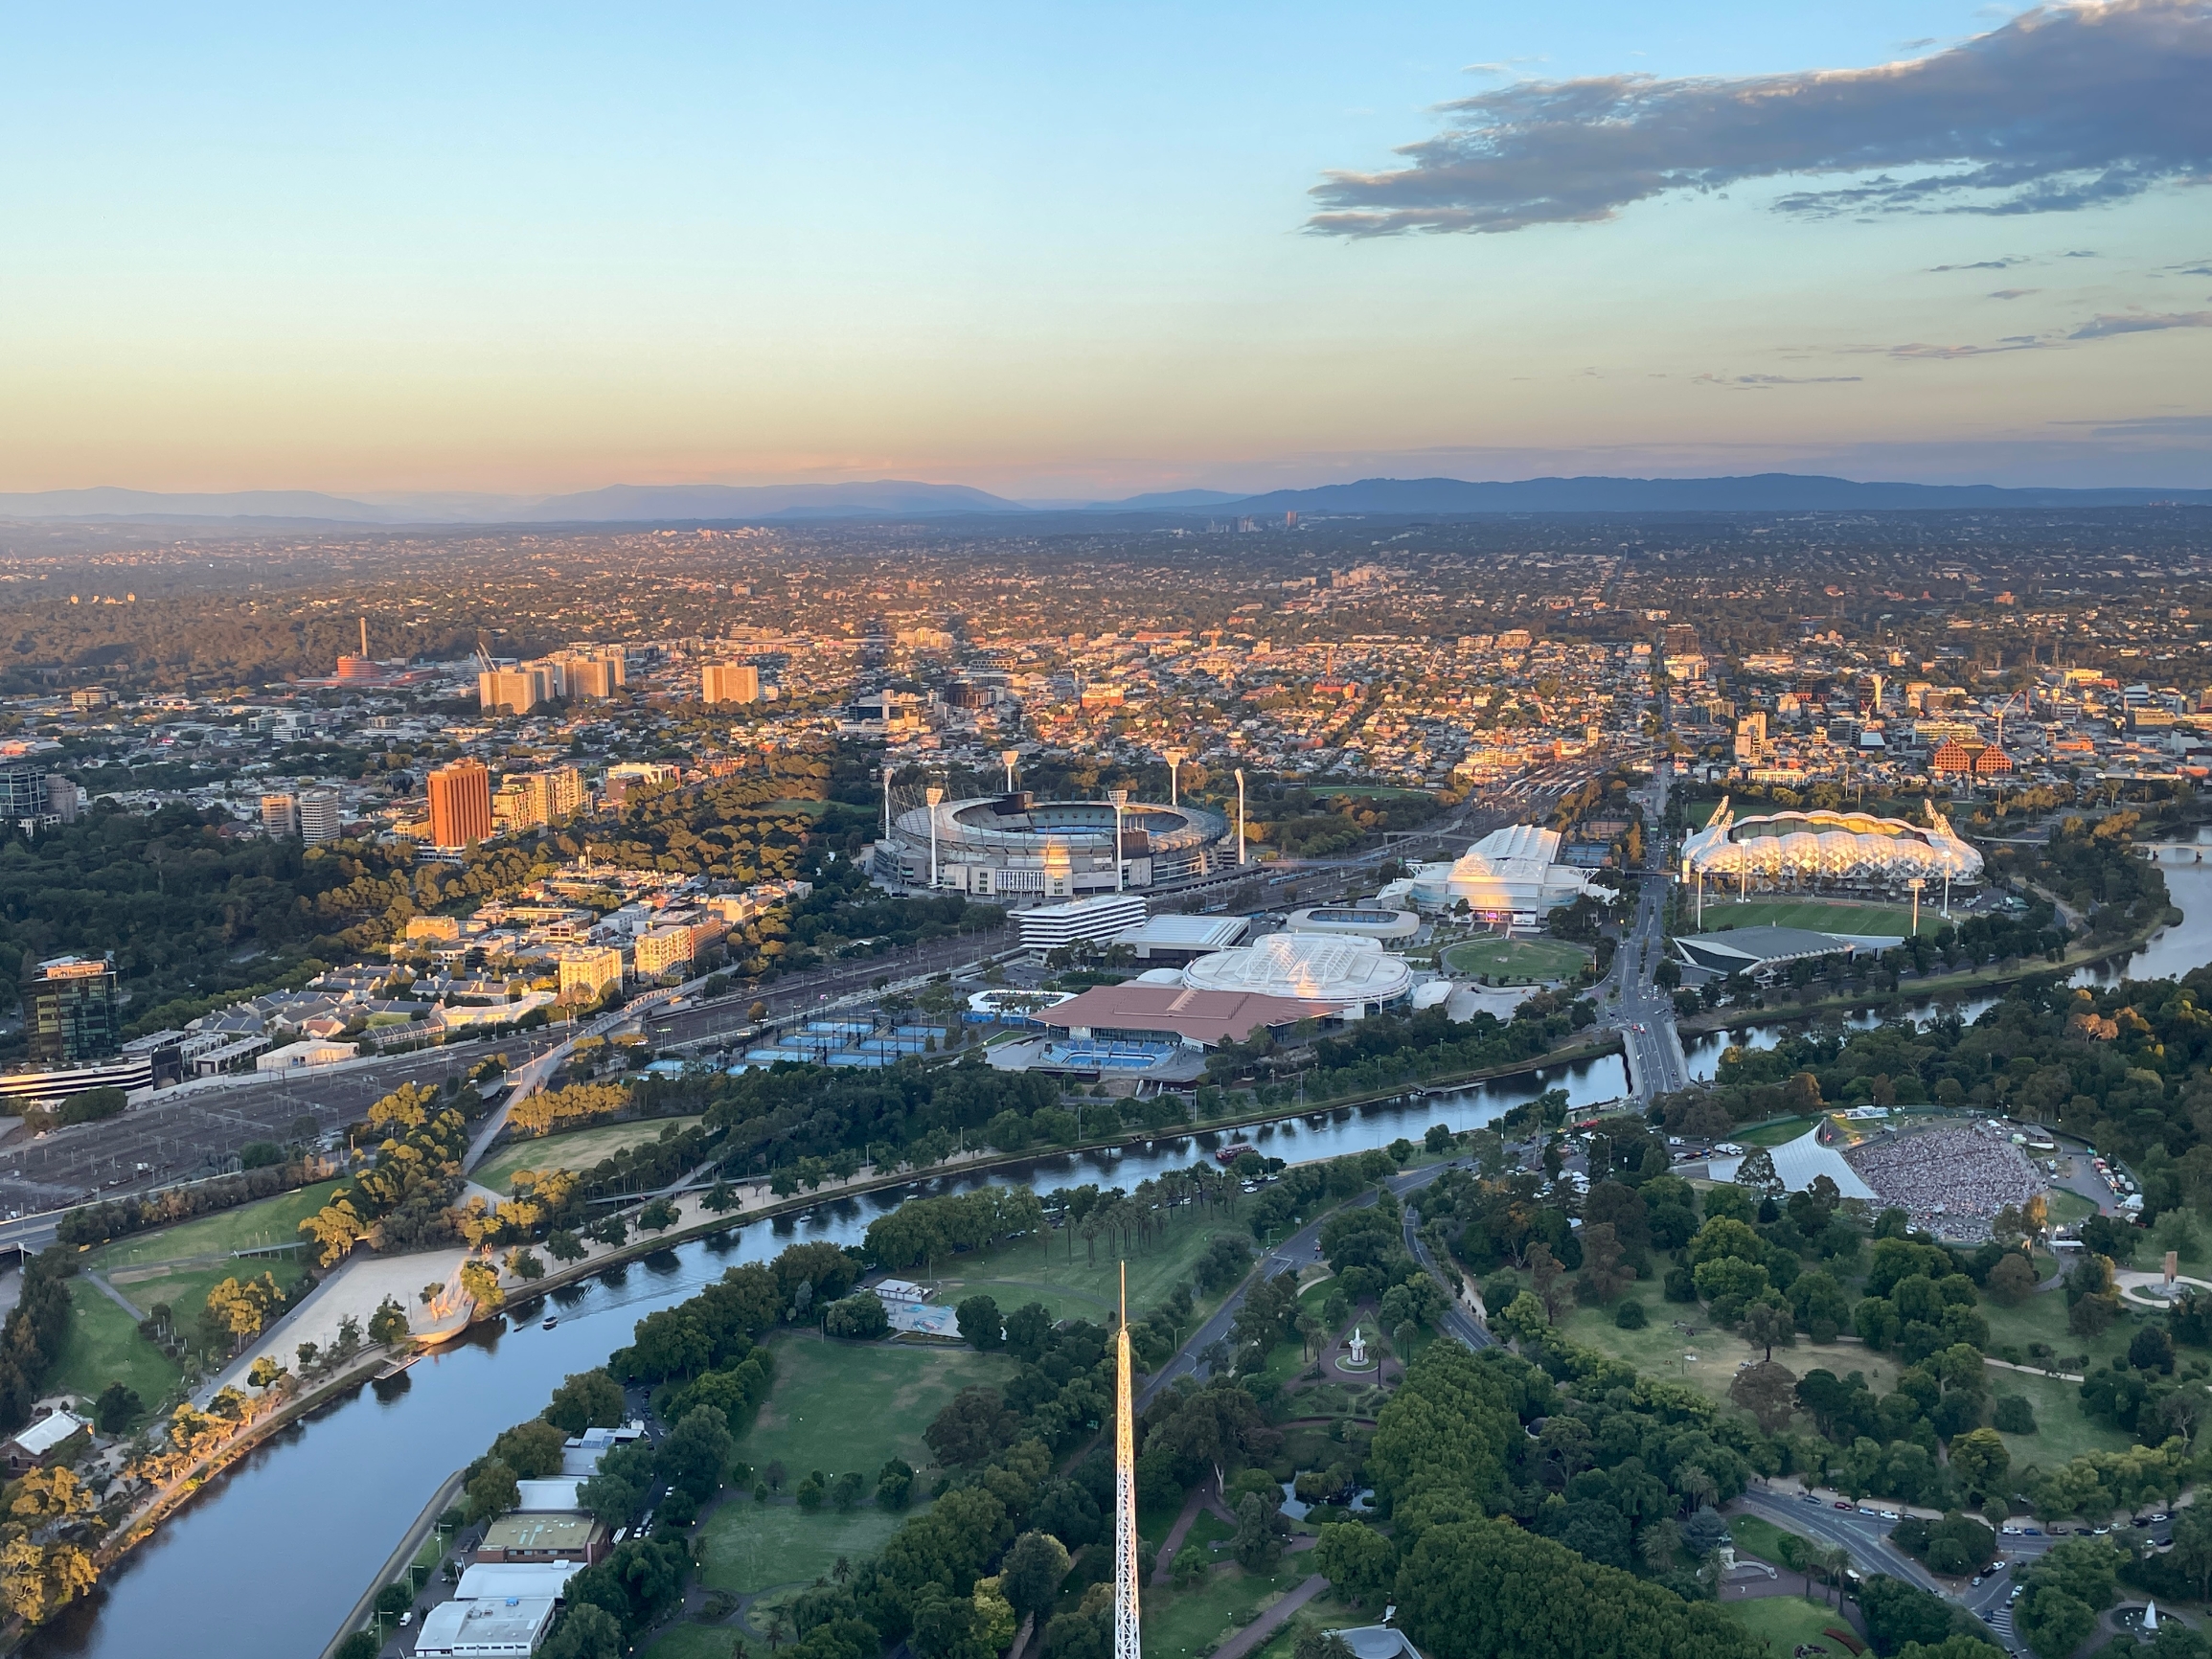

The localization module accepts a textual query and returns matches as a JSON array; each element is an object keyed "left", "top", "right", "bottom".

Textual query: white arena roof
[
  {"left": 1182, "top": 932, "right": 1413, "bottom": 1014},
  {"left": 1712, "top": 1125, "right": 1877, "bottom": 1202}
]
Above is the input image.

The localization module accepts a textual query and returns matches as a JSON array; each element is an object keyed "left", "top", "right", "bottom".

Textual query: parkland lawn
[
  {"left": 47, "top": 1280, "right": 182, "bottom": 1416},
  {"left": 477, "top": 1115, "right": 704, "bottom": 1193},
  {"left": 697, "top": 1334, "right": 1016, "bottom": 1607},
  {"left": 1441, "top": 936, "right": 1592, "bottom": 984},
  {"left": 918, "top": 1203, "right": 1247, "bottom": 1327}
]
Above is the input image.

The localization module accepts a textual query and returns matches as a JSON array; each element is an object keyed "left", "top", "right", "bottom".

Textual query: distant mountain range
[{"left": 3, "top": 471, "right": 2207, "bottom": 527}]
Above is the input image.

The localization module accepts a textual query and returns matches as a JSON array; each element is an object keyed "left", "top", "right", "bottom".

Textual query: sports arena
[
  {"left": 1679, "top": 798, "right": 1982, "bottom": 894},
  {"left": 873, "top": 791, "right": 1234, "bottom": 898}
]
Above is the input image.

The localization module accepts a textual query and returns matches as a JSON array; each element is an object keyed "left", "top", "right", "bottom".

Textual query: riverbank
[
  {"left": 1676, "top": 907, "right": 2177, "bottom": 1038},
  {"left": 436, "top": 1031, "right": 1627, "bottom": 1321}
]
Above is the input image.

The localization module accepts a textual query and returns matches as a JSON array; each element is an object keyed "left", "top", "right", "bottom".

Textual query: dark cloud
[
  {"left": 2069, "top": 308, "right": 2212, "bottom": 335},
  {"left": 1989, "top": 286, "right": 2041, "bottom": 297},
  {"left": 1308, "top": 0, "right": 2212, "bottom": 236},
  {"left": 1930, "top": 257, "right": 2028, "bottom": 270}
]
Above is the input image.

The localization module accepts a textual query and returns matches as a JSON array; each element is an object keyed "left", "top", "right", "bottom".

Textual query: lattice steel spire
[{"left": 1114, "top": 1262, "right": 1141, "bottom": 1659}]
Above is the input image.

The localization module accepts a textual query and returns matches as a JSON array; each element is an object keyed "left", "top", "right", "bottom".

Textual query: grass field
[
  {"left": 641, "top": 1625, "right": 745, "bottom": 1659},
  {"left": 923, "top": 1209, "right": 1244, "bottom": 1327},
  {"left": 477, "top": 1116, "right": 703, "bottom": 1193},
  {"left": 47, "top": 1280, "right": 182, "bottom": 1418},
  {"left": 1441, "top": 936, "right": 1592, "bottom": 984},
  {"left": 1142, "top": 1557, "right": 1314, "bottom": 1659},
  {"left": 1552, "top": 1301, "right": 1907, "bottom": 1418},
  {"left": 86, "top": 1180, "right": 343, "bottom": 1270},
  {"left": 1693, "top": 898, "right": 1939, "bottom": 939},
  {"left": 695, "top": 1498, "right": 909, "bottom": 1601},
  {"left": 1732, "top": 1514, "right": 1812, "bottom": 1567},
  {"left": 1723, "top": 1593, "right": 1859, "bottom": 1657},
  {"left": 738, "top": 1332, "right": 1012, "bottom": 1488}
]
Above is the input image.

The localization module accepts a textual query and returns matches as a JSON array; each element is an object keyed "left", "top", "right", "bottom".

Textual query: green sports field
[
  {"left": 1442, "top": 936, "right": 1591, "bottom": 983},
  {"left": 1689, "top": 898, "right": 1940, "bottom": 938}
]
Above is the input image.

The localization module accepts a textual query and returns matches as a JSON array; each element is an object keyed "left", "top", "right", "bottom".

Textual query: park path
[
  {"left": 1153, "top": 1482, "right": 1243, "bottom": 1585},
  {"left": 1209, "top": 1575, "right": 1328, "bottom": 1659}
]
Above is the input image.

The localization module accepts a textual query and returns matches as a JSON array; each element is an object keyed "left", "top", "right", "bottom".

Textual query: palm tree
[
  {"left": 1820, "top": 1546, "right": 1852, "bottom": 1609},
  {"left": 1676, "top": 1464, "right": 1718, "bottom": 1514},
  {"left": 832, "top": 1556, "right": 851, "bottom": 1585}
]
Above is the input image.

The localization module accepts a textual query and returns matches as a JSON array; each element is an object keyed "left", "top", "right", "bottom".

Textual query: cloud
[
  {"left": 1693, "top": 372, "right": 1865, "bottom": 387},
  {"left": 1989, "top": 286, "right": 2041, "bottom": 297},
  {"left": 1882, "top": 338, "right": 2053, "bottom": 357},
  {"left": 2069, "top": 308, "right": 2212, "bottom": 335},
  {"left": 1930, "top": 257, "right": 2028, "bottom": 270},
  {"left": 1307, "top": 0, "right": 2212, "bottom": 236}
]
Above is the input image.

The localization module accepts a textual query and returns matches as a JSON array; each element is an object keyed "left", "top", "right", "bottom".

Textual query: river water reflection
[{"left": 30, "top": 1051, "right": 1624, "bottom": 1659}]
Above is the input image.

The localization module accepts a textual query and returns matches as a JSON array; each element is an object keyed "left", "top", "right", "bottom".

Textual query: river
[{"left": 29, "top": 1052, "right": 1625, "bottom": 1659}]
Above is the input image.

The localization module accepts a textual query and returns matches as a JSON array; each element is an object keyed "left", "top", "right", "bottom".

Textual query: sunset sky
[{"left": 6, "top": 0, "right": 2209, "bottom": 498}]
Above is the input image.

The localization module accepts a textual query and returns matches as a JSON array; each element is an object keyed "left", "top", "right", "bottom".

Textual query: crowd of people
[{"left": 1846, "top": 1122, "right": 2043, "bottom": 1238}]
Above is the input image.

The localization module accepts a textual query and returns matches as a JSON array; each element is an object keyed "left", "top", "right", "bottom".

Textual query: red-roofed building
[{"left": 1042, "top": 984, "right": 1336, "bottom": 1050}]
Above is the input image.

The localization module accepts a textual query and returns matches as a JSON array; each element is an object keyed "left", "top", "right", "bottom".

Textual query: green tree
[
  {"left": 999, "top": 1531, "right": 1072, "bottom": 1622},
  {"left": 1314, "top": 1523, "right": 1397, "bottom": 1606},
  {"left": 956, "top": 1295, "right": 1004, "bottom": 1352},
  {"left": 1949, "top": 1431, "right": 2010, "bottom": 1506},
  {"left": 544, "top": 1369, "right": 627, "bottom": 1437},
  {"left": 466, "top": 1460, "right": 520, "bottom": 1523}
]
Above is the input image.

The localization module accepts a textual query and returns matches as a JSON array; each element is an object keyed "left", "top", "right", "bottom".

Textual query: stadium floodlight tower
[
  {"left": 1164, "top": 748, "right": 1188, "bottom": 807},
  {"left": 1907, "top": 876, "right": 1925, "bottom": 937},
  {"left": 1001, "top": 749, "right": 1020, "bottom": 793},
  {"left": 925, "top": 785, "right": 946, "bottom": 889},
  {"left": 1235, "top": 769, "right": 1247, "bottom": 866},
  {"left": 1113, "top": 1263, "right": 1141, "bottom": 1659},
  {"left": 1110, "top": 788, "right": 1129, "bottom": 892}
]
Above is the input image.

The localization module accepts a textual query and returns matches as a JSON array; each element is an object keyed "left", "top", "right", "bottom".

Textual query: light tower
[
  {"left": 1001, "top": 749, "right": 1020, "bottom": 794},
  {"left": 1164, "top": 748, "right": 1188, "bottom": 807},
  {"left": 1113, "top": 1263, "right": 1141, "bottom": 1659},
  {"left": 1907, "top": 875, "right": 1925, "bottom": 938},
  {"left": 1234, "top": 768, "right": 1246, "bottom": 866},
  {"left": 925, "top": 785, "right": 945, "bottom": 889},
  {"left": 1111, "top": 788, "right": 1129, "bottom": 893}
]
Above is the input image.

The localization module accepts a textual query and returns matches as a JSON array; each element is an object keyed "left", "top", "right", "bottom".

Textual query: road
[
  {"left": 1608, "top": 875, "right": 1691, "bottom": 1102},
  {"left": 1138, "top": 1160, "right": 1491, "bottom": 1408}
]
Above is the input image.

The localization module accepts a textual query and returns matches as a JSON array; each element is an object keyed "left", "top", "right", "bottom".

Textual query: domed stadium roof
[{"left": 1182, "top": 932, "right": 1413, "bottom": 1012}]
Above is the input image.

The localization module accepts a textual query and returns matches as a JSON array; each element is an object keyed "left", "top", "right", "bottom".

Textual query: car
[
  {"left": 1859, "top": 1506, "right": 1880, "bottom": 1517},
  {"left": 2023, "top": 1528, "right": 2043, "bottom": 1536},
  {"left": 1988, "top": 1561, "right": 2007, "bottom": 1574},
  {"left": 1972, "top": 1577, "right": 1984, "bottom": 1587},
  {"left": 2010, "top": 1588, "right": 2024, "bottom": 1604},
  {"left": 2092, "top": 1526, "right": 2110, "bottom": 1535},
  {"left": 1836, "top": 1502, "right": 1854, "bottom": 1511},
  {"left": 1801, "top": 1494, "right": 1823, "bottom": 1506},
  {"left": 2154, "top": 1513, "right": 2174, "bottom": 1523},
  {"left": 1881, "top": 1511, "right": 1901, "bottom": 1522}
]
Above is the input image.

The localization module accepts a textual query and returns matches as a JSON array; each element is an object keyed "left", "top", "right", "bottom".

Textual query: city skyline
[{"left": 6, "top": 0, "right": 2209, "bottom": 498}]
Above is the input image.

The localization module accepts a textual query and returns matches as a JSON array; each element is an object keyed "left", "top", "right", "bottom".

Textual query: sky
[{"left": 3, "top": 0, "right": 2209, "bottom": 499}]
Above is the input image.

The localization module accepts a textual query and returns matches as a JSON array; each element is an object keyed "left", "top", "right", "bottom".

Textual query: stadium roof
[
  {"left": 1767, "top": 1126, "right": 1878, "bottom": 1201},
  {"left": 1674, "top": 925, "right": 1865, "bottom": 973}
]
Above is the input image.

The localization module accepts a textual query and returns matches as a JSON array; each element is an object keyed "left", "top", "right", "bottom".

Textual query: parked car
[{"left": 1836, "top": 1502, "right": 1854, "bottom": 1511}]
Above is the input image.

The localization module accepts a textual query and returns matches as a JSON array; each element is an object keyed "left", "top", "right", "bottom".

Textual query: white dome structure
[
  {"left": 1680, "top": 797, "right": 1981, "bottom": 891},
  {"left": 1182, "top": 932, "right": 1413, "bottom": 1017},
  {"left": 1405, "top": 824, "right": 1616, "bottom": 925}
]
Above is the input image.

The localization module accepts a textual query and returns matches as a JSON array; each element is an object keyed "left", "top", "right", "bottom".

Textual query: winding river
[
  {"left": 29, "top": 1055, "right": 1625, "bottom": 1659},
  {"left": 38, "top": 854, "right": 2212, "bottom": 1658}
]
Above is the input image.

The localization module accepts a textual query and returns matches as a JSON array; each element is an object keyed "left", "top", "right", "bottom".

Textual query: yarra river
[{"left": 33, "top": 858, "right": 2212, "bottom": 1658}]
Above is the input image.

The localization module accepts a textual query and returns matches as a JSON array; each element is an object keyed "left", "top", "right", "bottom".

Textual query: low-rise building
[
  {"left": 411, "top": 1595, "right": 558, "bottom": 1656},
  {"left": 474, "top": 1512, "right": 608, "bottom": 1567},
  {"left": 3, "top": 1408, "right": 90, "bottom": 1475}
]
